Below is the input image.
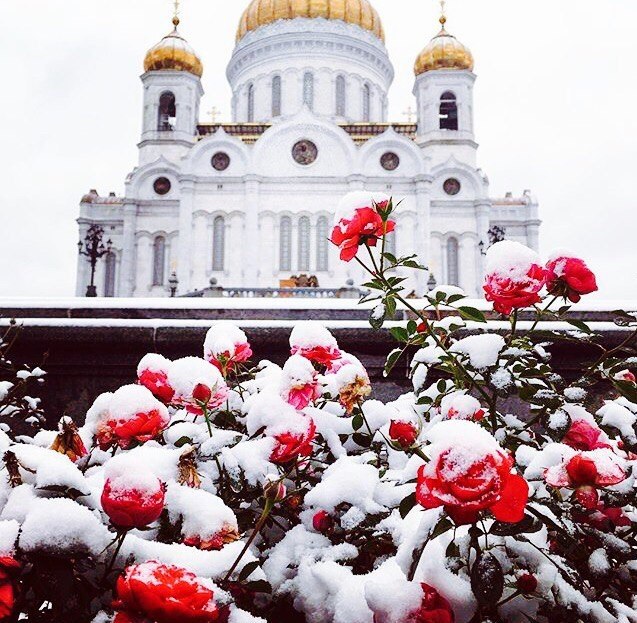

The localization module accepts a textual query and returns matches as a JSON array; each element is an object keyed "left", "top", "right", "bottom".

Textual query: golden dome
[
  {"left": 236, "top": 0, "right": 385, "bottom": 43},
  {"left": 144, "top": 19, "right": 203, "bottom": 78},
  {"left": 414, "top": 17, "right": 474, "bottom": 76}
]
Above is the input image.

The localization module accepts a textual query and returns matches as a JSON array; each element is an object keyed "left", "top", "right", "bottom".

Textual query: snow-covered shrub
[{"left": 0, "top": 193, "right": 636, "bottom": 622}]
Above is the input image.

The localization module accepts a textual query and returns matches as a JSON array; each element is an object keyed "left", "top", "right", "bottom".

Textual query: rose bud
[
  {"left": 389, "top": 420, "right": 418, "bottom": 450},
  {"left": 575, "top": 485, "right": 599, "bottom": 510},
  {"left": 101, "top": 467, "right": 165, "bottom": 530},
  {"left": 192, "top": 383, "right": 212, "bottom": 404},
  {"left": 263, "top": 477, "right": 287, "bottom": 503},
  {"left": 313, "top": 510, "right": 334, "bottom": 534},
  {"left": 516, "top": 573, "right": 538, "bottom": 595}
]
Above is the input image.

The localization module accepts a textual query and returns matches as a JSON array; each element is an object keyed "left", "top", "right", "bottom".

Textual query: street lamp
[
  {"left": 78, "top": 225, "right": 112, "bottom": 297},
  {"left": 168, "top": 272, "right": 179, "bottom": 298},
  {"left": 427, "top": 273, "right": 437, "bottom": 292}
]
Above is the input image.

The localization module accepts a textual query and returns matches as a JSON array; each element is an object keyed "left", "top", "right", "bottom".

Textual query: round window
[
  {"left": 380, "top": 152, "right": 400, "bottom": 171},
  {"left": 211, "top": 152, "right": 231, "bottom": 171},
  {"left": 153, "top": 177, "right": 171, "bottom": 196},
  {"left": 443, "top": 178, "right": 461, "bottom": 196},
  {"left": 292, "top": 140, "right": 318, "bottom": 165}
]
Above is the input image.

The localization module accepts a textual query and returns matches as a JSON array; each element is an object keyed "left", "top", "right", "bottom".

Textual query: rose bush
[{"left": 0, "top": 192, "right": 635, "bottom": 623}]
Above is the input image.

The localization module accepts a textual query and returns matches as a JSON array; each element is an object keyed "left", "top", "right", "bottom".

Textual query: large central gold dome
[{"left": 236, "top": 0, "right": 385, "bottom": 43}]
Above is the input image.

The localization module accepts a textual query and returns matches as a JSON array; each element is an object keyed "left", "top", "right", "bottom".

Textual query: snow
[
  {"left": 450, "top": 333, "right": 506, "bottom": 369},
  {"left": 204, "top": 323, "right": 249, "bottom": 358},
  {"left": 167, "top": 357, "right": 227, "bottom": 402},
  {"left": 430, "top": 285, "right": 466, "bottom": 300},
  {"left": 440, "top": 391, "right": 482, "bottom": 420},
  {"left": 334, "top": 190, "right": 390, "bottom": 225},
  {"left": 598, "top": 401, "right": 637, "bottom": 443},
  {"left": 485, "top": 240, "right": 542, "bottom": 278},
  {"left": 289, "top": 321, "right": 339, "bottom": 351},
  {"left": 0, "top": 382, "right": 13, "bottom": 401},
  {"left": 0, "top": 520, "right": 19, "bottom": 556},
  {"left": 137, "top": 353, "right": 171, "bottom": 376},
  {"left": 19, "top": 498, "right": 110, "bottom": 555},
  {"left": 103, "top": 456, "right": 163, "bottom": 497},
  {"left": 165, "top": 482, "right": 238, "bottom": 541}
]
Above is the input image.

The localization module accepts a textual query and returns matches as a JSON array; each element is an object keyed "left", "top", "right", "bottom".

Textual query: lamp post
[
  {"left": 168, "top": 272, "right": 179, "bottom": 298},
  {"left": 78, "top": 225, "right": 112, "bottom": 297}
]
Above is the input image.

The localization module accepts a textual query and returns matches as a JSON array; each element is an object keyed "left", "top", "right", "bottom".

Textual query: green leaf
[
  {"left": 490, "top": 514, "right": 542, "bottom": 536},
  {"left": 446, "top": 540, "right": 460, "bottom": 558},
  {"left": 246, "top": 579, "right": 272, "bottom": 594},
  {"left": 429, "top": 517, "right": 453, "bottom": 540},
  {"left": 458, "top": 306, "right": 487, "bottom": 323},
  {"left": 566, "top": 318, "right": 592, "bottom": 334},
  {"left": 399, "top": 492, "right": 417, "bottom": 519},
  {"left": 471, "top": 553, "right": 504, "bottom": 606},
  {"left": 174, "top": 436, "right": 193, "bottom": 448},
  {"left": 370, "top": 306, "right": 386, "bottom": 330},
  {"left": 384, "top": 349, "right": 402, "bottom": 377},
  {"left": 353, "top": 433, "right": 372, "bottom": 448},
  {"left": 352, "top": 413, "right": 364, "bottom": 431},
  {"left": 614, "top": 380, "right": 637, "bottom": 404},
  {"left": 385, "top": 296, "right": 397, "bottom": 318},
  {"left": 390, "top": 327, "right": 409, "bottom": 343},
  {"left": 238, "top": 560, "right": 260, "bottom": 582},
  {"left": 382, "top": 252, "right": 398, "bottom": 264}
]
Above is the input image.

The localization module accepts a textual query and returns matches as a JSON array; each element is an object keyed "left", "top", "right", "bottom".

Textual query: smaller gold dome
[
  {"left": 414, "top": 21, "right": 474, "bottom": 76},
  {"left": 144, "top": 21, "right": 203, "bottom": 78},
  {"left": 236, "top": 0, "right": 384, "bottom": 43}
]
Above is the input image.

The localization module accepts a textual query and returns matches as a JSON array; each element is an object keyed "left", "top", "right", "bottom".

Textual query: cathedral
[{"left": 76, "top": 0, "right": 541, "bottom": 298}]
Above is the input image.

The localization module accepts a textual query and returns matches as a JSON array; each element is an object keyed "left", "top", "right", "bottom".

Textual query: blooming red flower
[
  {"left": 270, "top": 419, "right": 316, "bottom": 464},
  {"left": 389, "top": 420, "right": 418, "bottom": 450},
  {"left": 545, "top": 452, "right": 627, "bottom": 489},
  {"left": 417, "top": 447, "right": 529, "bottom": 525},
  {"left": 312, "top": 510, "right": 334, "bottom": 534},
  {"left": 97, "top": 409, "right": 169, "bottom": 451},
  {"left": 101, "top": 476, "right": 165, "bottom": 529},
  {"left": 114, "top": 561, "right": 224, "bottom": 623},
  {"left": 0, "top": 557, "right": 20, "bottom": 621},
  {"left": 291, "top": 345, "right": 342, "bottom": 368},
  {"left": 562, "top": 419, "right": 609, "bottom": 451},
  {"left": 545, "top": 256, "right": 598, "bottom": 303},
  {"left": 483, "top": 263, "right": 546, "bottom": 316},
  {"left": 285, "top": 380, "right": 321, "bottom": 410},
  {"left": 208, "top": 343, "right": 253, "bottom": 376},
  {"left": 331, "top": 206, "right": 396, "bottom": 262},
  {"left": 192, "top": 383, "right": 213, "bottom": 404},
  {"left": 138, "top": 368, "right": 175, "bottom": 404}
]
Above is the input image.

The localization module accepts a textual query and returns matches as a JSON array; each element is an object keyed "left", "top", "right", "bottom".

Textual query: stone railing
[{"left": 182, "top": 286, "right": 361, "bottom": 299}]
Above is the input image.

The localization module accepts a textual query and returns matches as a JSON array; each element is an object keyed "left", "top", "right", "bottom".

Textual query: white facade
[{"left": 76, "top": 10, "right": 540, "bottom": 298}]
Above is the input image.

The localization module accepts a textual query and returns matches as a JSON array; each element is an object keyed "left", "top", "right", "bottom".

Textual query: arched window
[
  {"left": 440, "top": 91, "right": 458, "bottom": 130},
  {"left": 316, "top": 216, "right": 329, "bottom": 271},
  {"left": 272, "top": 75, "right": 282, "bottom": 117},
  {"left": 104, "top": 252, "right": 116, "bottom": 297},
  {"left": 298, "top": 217, "right": 311, "bottom": 272},
  {"left": 152, "top": 236, "right": 166, "bottom": 286},
  {"left": 447, "top": 237, "right": 460, "bottom": 286},
  {"left": 247, "top": 83, "right": 255, "bottom": 122},
  {"left": 212, "top": 216, "right": 225, "bottom": 271},
  {"left": 158, "top": 92, "right": 176, "bottom": 131},
  {"left": 335, "top": 75, "right": 346, "bottom": 117},
  {"left": 363, "top": 83, "right": 371, "bottom": 121},
  {"left": 303, "top": 72, "right": 314, "bottom": 111},
  {"left": 280, "top": 217, "right": 292, "bottom": 272}
]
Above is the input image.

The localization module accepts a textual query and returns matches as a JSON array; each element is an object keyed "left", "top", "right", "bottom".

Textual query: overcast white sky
[{"left": 1, "top": 0, "right": 636, "bottom": 299}]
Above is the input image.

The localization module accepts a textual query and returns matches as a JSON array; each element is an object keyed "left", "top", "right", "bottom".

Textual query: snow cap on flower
[
  {"left": 440, "top": 391, "right": 485, "bottom": 421},
  {"left": 483, "top": 240, "right": 546, "bottom": 315},
  {"left": 137, "top": 353, "right": 174, "bottom": 403},
  {"left": 203, "top": 323, "right": 252, "bottom": 374},
  {"left": 280, "top": 354, "right": 321, "bottom": 410},
  {"left": 544, "top": 448, "right": 627, "bottom": 489},
  {"left": 289, "top": 322, "right": 341, "bottom": 367},
  {"left": 167, "top": 357, "right": 228, "bottom": 412}
]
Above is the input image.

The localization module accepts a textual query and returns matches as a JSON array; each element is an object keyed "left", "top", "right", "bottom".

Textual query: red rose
[
  {"left": 291, "top": 345, "right": 342, "bottom": 368},
  {"left": 312, "top": 510, "right": 334, "bottom": 534},
  {"left": 101, "top": 475, "right": 165, "bottom": 529},
  {"left": 192, "top": 383, "right": 213, "bottom": 404},
  {"left": 483, "top": 263, "right": 546, "bottom": 315},
  {"left": 546, "top": 256, "right": 598, "bottom": 303},
  {"left": 270, "top": 419, "right": 316, "bottom": 465},
  {"left": 389, "top": 420, "right": 418, "bottom": 450},
  {"left": 374, "top": 583, "right": 454, "bottom": 623},
  {"left": 114, "top": 561, "right": 224, "bottom": 623},
  {"left": 516, "top": 574, "right": 538, "bottom": 595},
  {"left": 562, "top": 420, "right": 609, "bottom": 451},
  {"left": 208, "top": 343, "right": 253, "bottom": 376},
  {"left": 417, "top": 447, "right": 528, "bottom": 525},
  {"left": 331, "top": 206, "right": 396, "bottom": 262},
  {"left": 138, "top": 369, "right": 175, "bottom": 404},
  {"left": 0, "top": 557, "right": 19, "bottom": 621},
  {"left": 97, "top": 409, "right": 169, "bottom": 451}
]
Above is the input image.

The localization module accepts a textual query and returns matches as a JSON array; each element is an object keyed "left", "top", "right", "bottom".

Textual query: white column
[
  {"left": 414, "top": 177, "right": 431, "bottom": 295},
  {"left": 121, "top": 202, "right": 137, "bottom": 297},
  {"left": 460, "top": 235, "right": 477, "bottom": 297},
  {"left": 244, "top": 176, "right": 260, "bottom": 286},
  {"left": 177, "top": 178, "right": 195, "bottom": 294},
  {"left": 526, "top": 222, "right": 540, "bottom": 253}
]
